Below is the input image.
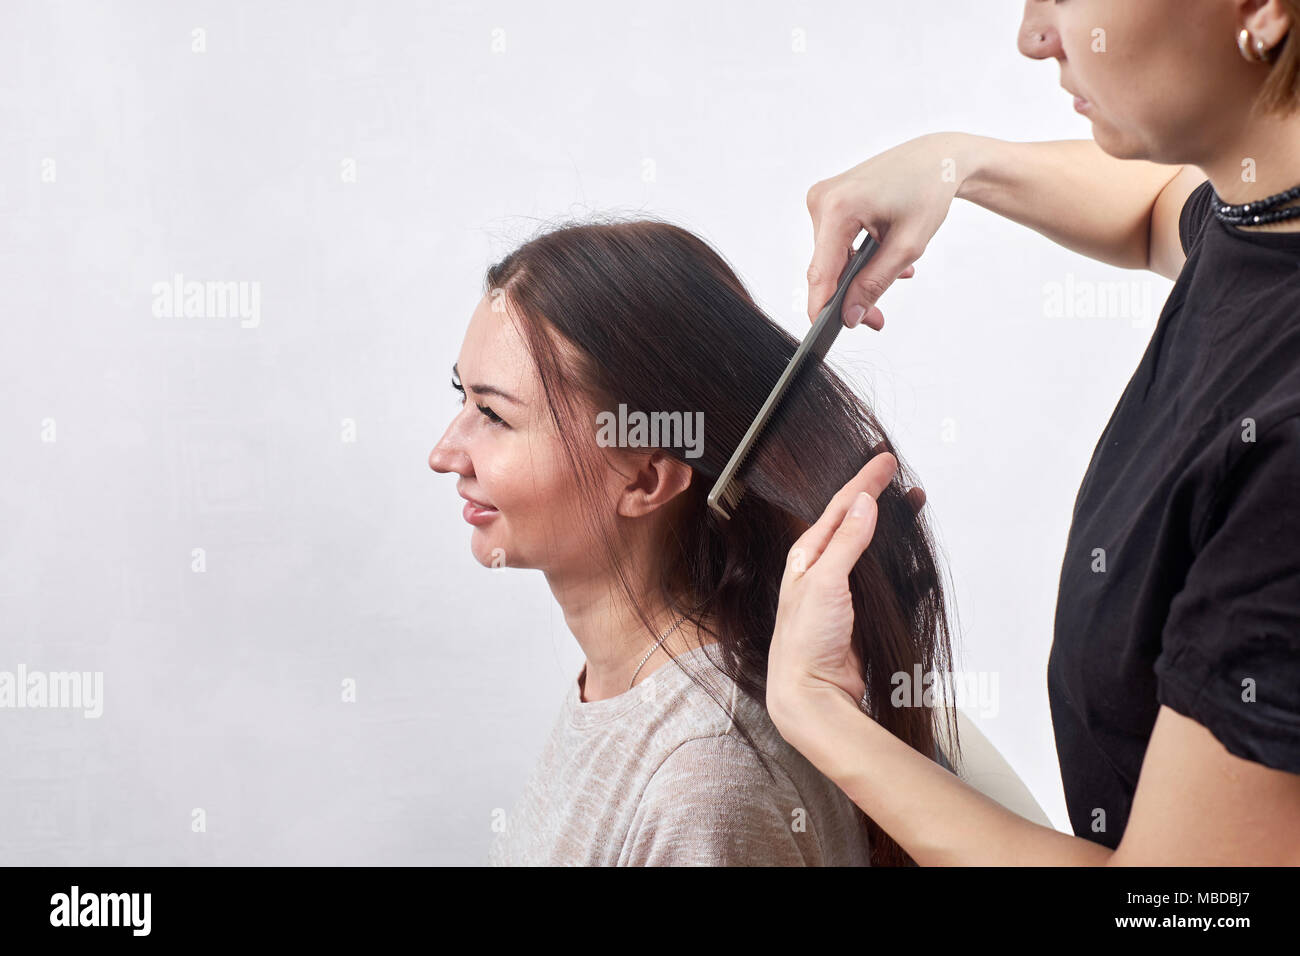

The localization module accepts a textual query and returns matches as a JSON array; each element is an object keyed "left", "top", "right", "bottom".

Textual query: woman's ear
[{"left": 616, "top": 449, "right": 694, "bottom": 518}]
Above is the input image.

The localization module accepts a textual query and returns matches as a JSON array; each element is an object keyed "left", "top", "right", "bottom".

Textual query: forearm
[
  {"left": 948, "top": 132, "right": 1185, "bottom": 271},
  {"left": 770, "top": 689, "right": 1113, "bottom": 866}
]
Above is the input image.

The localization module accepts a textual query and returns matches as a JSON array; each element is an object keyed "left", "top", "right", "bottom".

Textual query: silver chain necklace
[{"left": 627, "top": 613, "right": 688, "bottom": 690}]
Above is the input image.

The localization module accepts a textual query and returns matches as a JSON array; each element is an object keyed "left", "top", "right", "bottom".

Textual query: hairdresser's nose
[
  {"left": 1017, "top": 0, "right": 1063, "bottom": 60},
  {"left": 428, "top": 409, "right": 473, "bottom": 476}
]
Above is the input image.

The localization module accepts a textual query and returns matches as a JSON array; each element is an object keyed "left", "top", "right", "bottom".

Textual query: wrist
[{"left": 768, "top": 683, "right": 865, "bottom": 768}]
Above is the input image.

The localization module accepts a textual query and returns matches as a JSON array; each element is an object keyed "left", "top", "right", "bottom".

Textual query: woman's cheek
[{"left": 472, "top": 439, "right": 521, "bottom": 507}]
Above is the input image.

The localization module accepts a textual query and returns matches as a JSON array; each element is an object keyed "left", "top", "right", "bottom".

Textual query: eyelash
[{"left": 451, "top": 378, "right": 508, "bottom": 428}]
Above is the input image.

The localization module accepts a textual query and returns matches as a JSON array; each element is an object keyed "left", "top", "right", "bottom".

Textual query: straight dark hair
[{"left": 484, "top": 215, "right": 960, "bottom": 867}]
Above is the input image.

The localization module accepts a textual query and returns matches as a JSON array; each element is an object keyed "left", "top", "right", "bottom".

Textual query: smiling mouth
[{"left": 461, "top": 496, "right": 500, "bottom": 525}]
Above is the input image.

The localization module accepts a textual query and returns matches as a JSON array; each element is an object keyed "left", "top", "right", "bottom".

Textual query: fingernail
[
  {"left": 850, "top": 491, "right": 871, "bottom": 518},
  {"left": 845, "top": 304, "right": 865, "bottom": 327}
]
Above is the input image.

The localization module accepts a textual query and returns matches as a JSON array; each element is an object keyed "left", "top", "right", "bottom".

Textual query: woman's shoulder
[
  {"left": 637, "top": 645, "right": 795, "bottom": 764},
  {"left": 624, "top": 653, "right": 871, "bottom": 865},
  {"left": 626, "top": 719, "right": 871, "bottom": 865}
]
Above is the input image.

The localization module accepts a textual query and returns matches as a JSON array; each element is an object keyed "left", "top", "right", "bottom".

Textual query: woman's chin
[{"left": 470, "top": 532, "right": 511, "bottom": 569}]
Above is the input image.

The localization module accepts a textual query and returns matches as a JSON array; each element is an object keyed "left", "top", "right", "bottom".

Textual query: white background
[{"left": 1, "top": 0, "right": 1174, "bottom": 864}]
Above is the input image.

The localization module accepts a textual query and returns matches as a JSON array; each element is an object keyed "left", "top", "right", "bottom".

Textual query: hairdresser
[{"left": 766, "top": 0, "right": 1300, "bottom": 864}]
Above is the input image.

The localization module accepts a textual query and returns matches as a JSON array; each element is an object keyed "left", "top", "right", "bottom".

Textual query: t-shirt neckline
[
  {"left": 1210, "top": 208, "right": 1300, "bottom": 247},
  {"left": 566, "top": 642, "right": 721, "bottom": 729}
]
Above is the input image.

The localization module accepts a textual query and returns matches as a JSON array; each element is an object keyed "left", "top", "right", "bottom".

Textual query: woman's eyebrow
[{"left": 452, "top": 362, "right": 523, "bottom": 404}]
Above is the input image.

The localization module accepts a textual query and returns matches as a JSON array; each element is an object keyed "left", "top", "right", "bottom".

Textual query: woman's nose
[
  {"left": 428, "top": 412, "right": 471, "bottom": 475},
  {"left": 1017, "top": 0, "right": 1063, "bottom": 60}
]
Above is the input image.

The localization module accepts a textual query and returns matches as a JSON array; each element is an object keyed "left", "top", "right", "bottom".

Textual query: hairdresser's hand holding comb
[
  {"left": 765, "top": 451, "right": 901, "bottom": 749},
  {"left": 806, "top": 132, "right": 968, "bottom": 329}
]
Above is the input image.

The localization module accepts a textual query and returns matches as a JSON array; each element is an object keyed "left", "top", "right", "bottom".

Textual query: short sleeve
[
  {"left": 1179, "top": 179, "right": 1214, "bottom": 255},
  {"left": 1155, "top": 414, "right": 1300, "bottom": 773},
  {"left": 621, "top": 735, "right": 818, "bottom": 866}
]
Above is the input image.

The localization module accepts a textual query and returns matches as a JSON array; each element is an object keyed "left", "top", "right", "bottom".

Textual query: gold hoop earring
[{"left": 1238, "top": 27, "right": 1271, "bottom": 63}]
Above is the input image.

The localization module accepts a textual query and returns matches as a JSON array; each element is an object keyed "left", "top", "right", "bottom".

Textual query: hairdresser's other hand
[
  {"left": 766, "top": 452, "right": 899, "bottom": 731},
  {"left": 870, "top": 440, "right": 925, "bottom": 517},
  {"left": 806, "top": 131, "right": 968, "bottom": 329}
]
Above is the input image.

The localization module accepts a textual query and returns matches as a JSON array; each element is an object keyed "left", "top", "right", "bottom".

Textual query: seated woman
[{"left": 429, "top": 216, "right": 960, "bottom": 866}]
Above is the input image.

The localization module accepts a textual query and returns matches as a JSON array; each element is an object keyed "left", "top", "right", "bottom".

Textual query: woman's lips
[{"left": 461, "top": 498, "right": 500, "bottom": 525}]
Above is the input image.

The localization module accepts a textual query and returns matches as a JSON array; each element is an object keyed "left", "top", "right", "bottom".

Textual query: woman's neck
[
  {"left": 1200, "top": 108, "right": 1300, "bottom": 233},
  {"left": 544, "top": 567, "right": 714, "bottom": 702}
]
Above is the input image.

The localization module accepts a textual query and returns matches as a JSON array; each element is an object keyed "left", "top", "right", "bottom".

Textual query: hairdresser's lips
[
  {"left": 459, "top": 491, "right": 500, "bottom": 526},
  {"left": 1063, "top": 83, "right": 1091, "bottom": 114}
]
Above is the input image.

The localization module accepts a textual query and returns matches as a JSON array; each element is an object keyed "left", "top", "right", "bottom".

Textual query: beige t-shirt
[{"left": 488, "top": 642, "right": 872, "bottom": 866}]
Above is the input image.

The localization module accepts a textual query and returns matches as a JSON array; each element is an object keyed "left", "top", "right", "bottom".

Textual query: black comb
[{"left": 707, "top": 231, "right": 882, "bottom": 519}]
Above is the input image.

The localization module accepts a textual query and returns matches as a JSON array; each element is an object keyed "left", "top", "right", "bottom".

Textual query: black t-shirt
[{"left": 1047, "top": 179, "right": 1300, "bottom": 848}]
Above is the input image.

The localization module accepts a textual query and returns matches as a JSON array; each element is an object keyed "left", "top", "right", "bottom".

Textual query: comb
[{"left": 707, "top": 231, "right": 882, "bottom": 520}]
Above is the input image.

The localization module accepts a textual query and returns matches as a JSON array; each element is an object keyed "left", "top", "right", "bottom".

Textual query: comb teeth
[
  {"left": 721, "top": 476, "right": 746, "bottom": 510},
  {"left": 708, "top": 476, "right": 746, "bottom": 520},
  {"left": 708, "top": 435, "right": 754, "bottom": 520}
]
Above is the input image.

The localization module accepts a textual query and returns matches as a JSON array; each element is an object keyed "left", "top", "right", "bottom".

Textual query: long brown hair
[
  {"left": 484, "top": 216, "right": 960, "bottom": 866},
  {"left": 1254, "top": 3, "right": 1300, "bottom": 116}
]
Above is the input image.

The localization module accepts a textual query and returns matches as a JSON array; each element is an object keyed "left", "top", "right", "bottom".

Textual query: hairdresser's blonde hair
[{"left": 1255, "top": 2, "right": 1300, "bottom": 115}]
